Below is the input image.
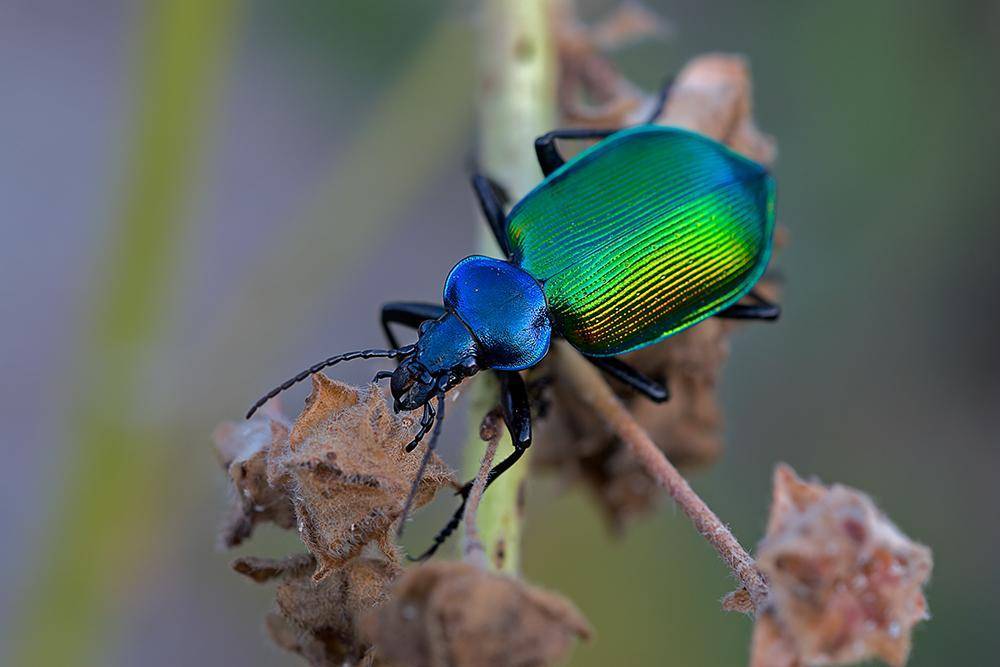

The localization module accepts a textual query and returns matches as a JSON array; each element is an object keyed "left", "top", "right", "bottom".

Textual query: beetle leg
[
  {"left": 585, "top": 355, "right": 669, "bottom": 403},
  {"left": 397, "top": 394, "right": 447, "bottom": 538},
  {"left": 403, "top": 401, "right": 436, "bottom": 453},
  {"left": 715, "top": 290, "right": 781, "bottom": 321},
  {"left": 471, "top": 174, "right": 514, "bottom": 258},
  {"left": 380, "top": 302, "right": 447, "bottom": 349},
  {"left": 408, "top": 371, "right": 533, "bottom": 561},
  {"left": 534, "top": 128, "right": 619, "bottom": 176},
  {"left": 643, "top": 76, "right": 675, "bottom": 124}
]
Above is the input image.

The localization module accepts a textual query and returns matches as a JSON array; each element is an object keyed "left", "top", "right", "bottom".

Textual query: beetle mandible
[{"left": 247, "top": 87, "right": 780, "bottom": 560}]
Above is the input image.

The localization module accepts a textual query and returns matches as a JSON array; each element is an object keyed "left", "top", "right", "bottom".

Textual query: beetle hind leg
[
  {"left": 585, "top": 355, "right": 669, "bottom": 403},
  {"left": 715, "top": 290, "right": 781, "bottom": 321},
  {"left": 643, "top": 76, "right": 674, "bottom": 124}
]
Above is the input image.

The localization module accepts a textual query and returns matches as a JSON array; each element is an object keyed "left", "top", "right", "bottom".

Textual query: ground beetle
[{"left": 247, "top": 86, "right": 780, "bottom": 560}]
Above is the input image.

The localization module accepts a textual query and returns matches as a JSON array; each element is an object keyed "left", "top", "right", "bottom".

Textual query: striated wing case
[{"left": 505, "top": 125, "right": 776, "bottom": 356}]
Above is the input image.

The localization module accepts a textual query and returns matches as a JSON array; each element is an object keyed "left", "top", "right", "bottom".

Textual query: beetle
[{"left": 247, "top": 89, "right": 780, "bottom": 560}]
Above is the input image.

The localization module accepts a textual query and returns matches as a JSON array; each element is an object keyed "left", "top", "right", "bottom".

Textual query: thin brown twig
[
  {"left": 552, "top": 343, "right": 769, "bottom": 611},
  {"left": 462, "top": 410, "right": 503, "bottom": 567}
]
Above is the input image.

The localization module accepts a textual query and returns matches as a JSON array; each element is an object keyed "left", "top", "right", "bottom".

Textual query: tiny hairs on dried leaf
[
  {"left": 751, "top": 464, "right": 933, "bottom": 667},
  {"left": 213, "top": 406, "right": 296, "bottom": 547},
  {"left": 233, "top": 553, "right": 400, "bottom": 667},
  {"left": 267, "top": 374, "right": 457, "bottom": 580}
]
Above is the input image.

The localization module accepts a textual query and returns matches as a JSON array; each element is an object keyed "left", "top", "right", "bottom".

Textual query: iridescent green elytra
[{"left": 506, "top": 125, "right": 775, "bottom": 356}]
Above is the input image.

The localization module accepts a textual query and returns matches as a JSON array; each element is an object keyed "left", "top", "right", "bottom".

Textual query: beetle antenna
[
  {"left": 396, "top": 393, "right": 446, "bottom": 539},
  {"left": 246, "top": 345, "right": 414, "bottom": 419}
]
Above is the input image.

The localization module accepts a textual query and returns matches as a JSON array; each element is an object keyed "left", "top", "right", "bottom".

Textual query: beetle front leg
[
  {"left": 408, "top": 371, "right": 532, "bottom": 561},
  {"left": 380, "top": 302, "right": 447, "bottom": 349}
]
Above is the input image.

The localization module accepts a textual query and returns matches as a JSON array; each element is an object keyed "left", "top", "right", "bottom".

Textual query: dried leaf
[
  {"left": 267, "top": 375, "right": 457, "bottom": 580},
  {"left": 234, "top": 553, "right": 400, "bottom": 667},
  {"left": 590, "top": 1, "right": 671, "bottom": 52},
  {"left": 749, "top": 611, "right": 802, "bottom": 667},
  {"left": 752, "top": 465, "right": 933, "bottom": 667},
  {"left": 213, "top": 407, "right": 296, "bottom": 547},
  {"left": 366, "top": 561, "right": 591, "bottom": 667},
  {"left": 232, "top": 553, "right": 314, "bottom": 584},
  {"left": 658, "top": 54, "right": 776, "bottom": 164},
  {"left": 721, "top": 587, "right": 755, "bottom": 615}
]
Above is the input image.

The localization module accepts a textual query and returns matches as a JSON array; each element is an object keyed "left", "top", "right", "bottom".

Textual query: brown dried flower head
[
  {"left": 534, "top": 12, "right": 785, "bottom": 529},
  {"left": 752, "top": 465, "right": 933, "bottom": 667},
  {"left": 233, "top": 553, "right": 400, "bottom": 667},
  {"left": 366, "top": 561, "right": 591, "bottom": 667},
  {"left": 267, "top": 375, "right": 456, "bottom": 580},
  {"left": 213, "top": 404, "right": 296, "bottom": 546}
]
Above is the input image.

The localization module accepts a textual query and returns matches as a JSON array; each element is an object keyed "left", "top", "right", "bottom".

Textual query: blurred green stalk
[
  {"left": 464, "top": 0, "right": 556, "bottom": 574},
  {"left": 11, "top": 1, "right": 238, "bottom": 665},
  {"left": 189, "top": 20, "right": 475, "bottom": 418}
]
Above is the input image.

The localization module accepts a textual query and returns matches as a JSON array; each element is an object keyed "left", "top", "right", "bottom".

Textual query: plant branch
[
  {"left": 464, "top": 0, "right": 557, "bottom": 574},
  {"left": 462, "top": 411, "right": 503, "bottom": 567},
  {"left": 552, "top": 342, "right": 769, "bottom": 610}
]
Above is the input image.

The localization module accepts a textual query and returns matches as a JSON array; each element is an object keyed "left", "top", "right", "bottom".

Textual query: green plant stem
[
  {"left": 11, "top": 2, "right": 238, "bottom": 665},
  {"left": 463, "top": 0, "right": 557, "bottom": 574}
]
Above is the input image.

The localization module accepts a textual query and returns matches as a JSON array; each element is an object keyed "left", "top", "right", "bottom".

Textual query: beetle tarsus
[{"left": 404, "top": 402, "right": 436, "bottom": 453}]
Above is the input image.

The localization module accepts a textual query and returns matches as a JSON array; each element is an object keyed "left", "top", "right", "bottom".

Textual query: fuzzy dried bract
[
  {"left": 366, "top": 561, "right": 591, "bottom": 667},
  {"left": 751, "top": 465, "right": 933, "bottom": 667},
  {"left": 267, "top": 374, "right": 456, "bottom": 580},
  {"left": 213, "top": 406, "right": 296, "bottom": 546},
  {"left": 233, "top": 553, "right": 400, "bottom": 667}
]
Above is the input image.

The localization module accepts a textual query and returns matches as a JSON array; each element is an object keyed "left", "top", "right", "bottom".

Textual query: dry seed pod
[
  {"left": 751, "top": 465, "right": 933, "bottom": 667},
  {"left": 213, "top": 406, "right": 296, "bottom": 547},
  {"left": 233, "top": 553, "right": 399, "bottom": 667},
  {"left": 366, "top": 561, "right": 591, "bottom": 667},
  {"left": 267, "top": 375, "right": 456, "bottom": 580}
]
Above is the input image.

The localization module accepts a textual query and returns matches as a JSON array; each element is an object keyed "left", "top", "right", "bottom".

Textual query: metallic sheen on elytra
[{"left": 507, "top": 125, "right": 775, "bottom": 357}]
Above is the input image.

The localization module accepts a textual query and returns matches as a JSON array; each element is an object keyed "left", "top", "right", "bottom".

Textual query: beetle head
[{"left": 390, "top": 314, "right": 479, "bottom": 411}]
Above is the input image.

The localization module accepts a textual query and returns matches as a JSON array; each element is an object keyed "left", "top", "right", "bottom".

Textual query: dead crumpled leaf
[
  {"left": 233, "top": 552, "right": 400, "bottom": 667},
  {"left": 213, "top": 403, "right": 296, "bottom": 547},
  {"left": 365, "top": 561, "right": 591, "bottom": 667},
  {"left": 267, "top": 374, "right": 457, "bottom": 580},
  {"left": 749, "top": 465, "right": 933, "bottom": 667},
  {"left": 533, "top": 14, "right": 786, "bottom": 530}
]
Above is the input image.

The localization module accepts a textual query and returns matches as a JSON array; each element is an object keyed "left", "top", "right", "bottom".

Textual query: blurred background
[{"left": 2, "top": 0, "right": 998, "bottom": 665}]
